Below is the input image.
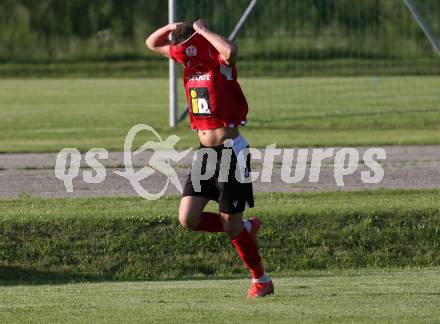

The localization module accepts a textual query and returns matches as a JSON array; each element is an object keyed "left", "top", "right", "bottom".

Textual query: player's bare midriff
[{"left": 198, "top": 126, "right": 239, "bottom": 147}]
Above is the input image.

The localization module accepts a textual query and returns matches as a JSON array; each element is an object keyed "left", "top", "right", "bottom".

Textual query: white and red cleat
[{"left": 247, "top": 280, "right": 274, "bottom": 298}]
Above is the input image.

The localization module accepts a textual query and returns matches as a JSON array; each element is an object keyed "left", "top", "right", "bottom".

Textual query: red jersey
[{"left": 169, "top": 33, "right": 248, "bottom": 130}]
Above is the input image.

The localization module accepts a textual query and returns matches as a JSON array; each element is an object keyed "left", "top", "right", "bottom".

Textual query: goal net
[{"left": 173, "top": 0, "right": 440, "bottom": 145}]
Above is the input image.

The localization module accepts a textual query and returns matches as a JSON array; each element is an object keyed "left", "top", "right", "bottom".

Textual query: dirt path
[{"left": 1, "top": 145, "right": 440, "bottom": 198}]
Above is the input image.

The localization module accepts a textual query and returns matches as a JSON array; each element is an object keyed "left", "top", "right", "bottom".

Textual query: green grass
[
  {"left": 1, "top": 190, "right": 440, "bottom": 282},
  {"left": 1, "top": 58, "right": 440, "bottom": 78},
  {"left": 0, "top": 76, "right": 439, "bottom": 153},
  {"left": 1, "top": 269, "right": 440, "bottom": 323}
]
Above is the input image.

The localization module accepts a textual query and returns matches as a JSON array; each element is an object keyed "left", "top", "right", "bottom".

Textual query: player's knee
[
  {"left": 221, "top": 214, "right": 243, "bottom": 238},
  {"left": 178, "top": 212, "right": 192, "bottom": 229},
  {"left": 223, "top": 225, "right": 241, "bottom": 238},
  {"left": 178, "top": 210, "right": 199, "bottom": 230},
  {"left": 178, "top": 197, "right": 206, "bottom": 230}
]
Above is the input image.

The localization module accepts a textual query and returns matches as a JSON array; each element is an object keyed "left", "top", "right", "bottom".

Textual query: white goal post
[
  {"left": 168, "top": 0, "right": 178, "bottom": 127},
  {"left": 404, "top": 0, "right": 440, "bottom": 57}
]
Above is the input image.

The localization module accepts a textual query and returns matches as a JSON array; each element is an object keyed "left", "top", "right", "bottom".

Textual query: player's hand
[
  {"left": 169, "top": 22, "right": 182, "bottom": 31},
  {"left": 193, "top": 19, "right": 208, "bottom": 33}
]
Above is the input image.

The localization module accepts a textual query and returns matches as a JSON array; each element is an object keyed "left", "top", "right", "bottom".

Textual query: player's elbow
[
  {"left": 145, "top": 36, "right": 154, "bottom": 50},
  {"left": 222, "top": 44, "right": 238, "bottom": 65},
  {"left": 145, "top": 34, "right": 160, "bottom": 52}
]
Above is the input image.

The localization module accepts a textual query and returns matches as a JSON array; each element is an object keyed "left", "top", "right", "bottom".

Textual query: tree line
[{"left": 0, "top": 0, "right": 438, "bottom": 60}]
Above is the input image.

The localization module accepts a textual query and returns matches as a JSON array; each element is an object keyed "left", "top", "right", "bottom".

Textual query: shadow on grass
[
  {"left": 0, "top": 265, "right": 107, "bottom": 286},
  {"left": 0, "top": 264, "right": 248, "bottom": 286},
  {"left": 2, "top": 265, "right": 438, "bottom": 287}
]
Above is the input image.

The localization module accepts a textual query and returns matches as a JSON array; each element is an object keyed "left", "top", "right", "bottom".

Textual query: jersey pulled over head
[
  {"left": 170, "top": 23, "right": 195, "bottom": 46},
  {"left": 169, "top": 24, "right": 248, "bottom": 131},
  {"left": 170, "top": 30, "right": 217, "bottom": 69}
]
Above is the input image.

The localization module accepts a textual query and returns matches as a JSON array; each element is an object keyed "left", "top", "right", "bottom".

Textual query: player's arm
[
  {"left": 145, "top": 23, "right": 181, "bottom": 58},
  {"left": 193, "top": 19, "right": 238, "bottom": 66}
]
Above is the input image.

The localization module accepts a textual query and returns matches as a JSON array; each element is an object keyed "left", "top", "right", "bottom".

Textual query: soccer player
[{"left": 146, "top": 19, "right": 274, "bottom": 298}]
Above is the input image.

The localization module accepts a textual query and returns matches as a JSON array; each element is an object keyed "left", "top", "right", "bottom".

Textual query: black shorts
[{"left": 182, "top": 134, "right": 254, "bottom": 214}]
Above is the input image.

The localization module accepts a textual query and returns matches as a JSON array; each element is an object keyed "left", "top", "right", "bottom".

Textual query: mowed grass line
[
  {"left": 0, "top": 77, "right": 439, "bottom": 152},
  {"left": 1, "top": 269, "right": 439, "bottom": 323},
  {"left": 1, "top": 190, "right": 440, "bottom": 282}
]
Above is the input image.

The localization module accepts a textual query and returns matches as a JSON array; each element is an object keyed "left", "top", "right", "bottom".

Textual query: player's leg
[
  {"left": 179, "top": 195, "right": 209, "bottom": 229},
  {"left": 221, "top": 211, "right": 265, "bottom": 279},
  {"left": 221, "top": 211, "right": 273, "bottom": 298},
  {"left": 179, "top": 144, "right": 225, "bottom": 233},
  {"left": 218, "top": 135, "right": 273, "bottom": 297},
  {"left": 179, "top": 196, "right": 225, "bottom": 232},
  {"left": 220, "top": 211, "right": 244, "bottom": 239}
]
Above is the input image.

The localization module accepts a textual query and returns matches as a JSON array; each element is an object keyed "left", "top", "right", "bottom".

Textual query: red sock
[
  {"left": 194, "top": 212, "right": 224, "bottom": 232},
  {"left": 231, "top": 228, "right": 265, "bottom": 279}
]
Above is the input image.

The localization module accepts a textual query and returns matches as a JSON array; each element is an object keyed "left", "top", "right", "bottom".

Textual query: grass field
[
  {"left": 1, "top": 269, "right": 439, "bottom": 323},
  {"left": 2, "top": 190, "right": 440, "bottom": 282},
  {"left": 0, "top": 76, "right": 439, "bottom": 153},
  {"left": 2, "top": 58, "right": 440, "bottom": 78},
  {"left": 1, "top": 75, "right": 440, "bottom": 323}
]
